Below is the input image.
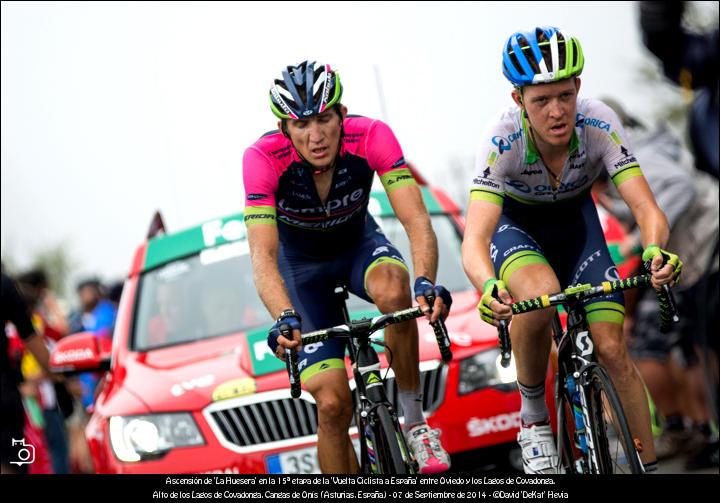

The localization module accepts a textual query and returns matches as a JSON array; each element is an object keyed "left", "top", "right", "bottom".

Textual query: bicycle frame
[
  {"left": 553, "top": 300, "right": 605, "bottom": 473},
  {"left": 334, "top": 285, "right": 415, "bottom": 473}
]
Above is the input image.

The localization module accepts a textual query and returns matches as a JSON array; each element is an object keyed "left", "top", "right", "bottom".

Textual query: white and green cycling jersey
[{"left": 470, "top": 98, "right": 643, "bottom": 206}]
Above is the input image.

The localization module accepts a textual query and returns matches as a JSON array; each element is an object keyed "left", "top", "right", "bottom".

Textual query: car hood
[{"left": 120, "top": 331, "right": 266, "bottom": 413}]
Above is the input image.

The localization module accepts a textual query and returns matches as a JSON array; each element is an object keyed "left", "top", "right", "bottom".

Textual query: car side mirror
[{"left": 50, "top": 331, "right": 112, "bottom": 374}]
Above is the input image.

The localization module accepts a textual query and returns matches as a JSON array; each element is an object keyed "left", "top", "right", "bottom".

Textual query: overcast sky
[{"left": 0, "top": 1, "right": 704, "bottom": 287}]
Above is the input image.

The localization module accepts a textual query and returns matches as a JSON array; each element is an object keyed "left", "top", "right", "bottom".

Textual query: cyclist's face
[
  {"left": 282, "top": 106, "right": 347, "bottom": 169},
  {"left": 513, "top": 78, "right": 580, "bottom": 149}
]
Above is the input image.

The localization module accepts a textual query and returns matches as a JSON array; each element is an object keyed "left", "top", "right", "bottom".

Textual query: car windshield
[{"left": 133, "top": 214, "right": 471, "bottom": 350}]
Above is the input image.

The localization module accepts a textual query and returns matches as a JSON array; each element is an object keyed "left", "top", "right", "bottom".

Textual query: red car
[{"left": 51, "top": 181, "right": 632, "bottom": 474}]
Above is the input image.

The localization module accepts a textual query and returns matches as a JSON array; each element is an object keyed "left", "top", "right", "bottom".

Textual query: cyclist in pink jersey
[{"left": 243, "top": 61, "right": 451, "bottom": 474}]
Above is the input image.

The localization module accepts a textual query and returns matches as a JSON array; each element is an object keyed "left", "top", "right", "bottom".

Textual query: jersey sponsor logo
[
  {"left": 278, "top": 188, "right": 365, "bottom": 215},
  {"left": 270, "top": 145, "right": 292, "bottom": 160},
  {"left": 391, "top": 157, "right": 406, "bottom": 169},
  {"left": 247, "top": 193, "right": 267, "bottom": 201},
  {"left": 372, "top": 246, "right": 390, "bottom": 256},
  {"left": 483, "top": 167, "right": 491, "bottom": 178},
  {"left": 385, "top": 173, "right": 414, "bottom": 186},
  {"left": 577, "top": 115, "right": 611, "bottom": 132},
  {"left": 343, "top": 132, "right": 363, "bottom": 144},
  {"left": 568, "top": 163, "right": 584, "bottom": 170},
  {"left": 492, "top": 128, "right": 522, "bottom": 154},
  {"left": 290, "top": 191, "right": 313, "bottom": 201},
  {"left": 506, "top": 179, "right": 531, "bottom": 193},
  {"left": 620, "top": 145, "right": 632, "bottom": 158},
  {"left": 279, "top": 208, "right": 363, "bottom": 229},
  {"left": 614, "top": 156, "right": 638, "bottom": 168},
  {"left": 508, "top": 175, "right": 590, "bottom": 196},
  {"left": 243, "top": 213, "right": 275, "bottom": 222},
  {"left": 520, "top": 168, "right": 542, "bottom": 175},
  {"left": 472, "top": 178, "right": 501, "bottom": 190},
  {"left": 575, "top": 113, "right": 586, "bottom": 127}
]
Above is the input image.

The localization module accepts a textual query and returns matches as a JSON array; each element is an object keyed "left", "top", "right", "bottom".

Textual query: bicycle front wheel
[
  {"left": 371, "top": 404, "right": 413, "bottom": 474},
  {"left": 585, "top": 365, "right": 643, "bottom": 474}
]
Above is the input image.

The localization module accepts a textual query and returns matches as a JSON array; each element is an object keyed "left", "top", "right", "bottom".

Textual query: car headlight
[
  {"left": 109, "top": 413, "right": 204, "bottom": 462},
  {"left": 458, "top": 348, "right": 517, "bottom": 395}
]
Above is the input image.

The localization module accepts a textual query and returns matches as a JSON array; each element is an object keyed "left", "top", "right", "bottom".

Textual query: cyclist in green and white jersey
[{"left": 461, "top": 26, "right": 683, "bottom": 474}]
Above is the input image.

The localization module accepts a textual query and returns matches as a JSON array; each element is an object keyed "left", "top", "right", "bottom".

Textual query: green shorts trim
[
  {"left": 498, "top": 250, "right": 549, "bottom": 285},
  {"left": 363, "top": 256, "right": 408, "bottom": 295},
  {"left": 586, "top": 301, "right": 625, "bottom": 325},
  {"left": 300, "top": 358, "right": 346, "bottom": 384}
]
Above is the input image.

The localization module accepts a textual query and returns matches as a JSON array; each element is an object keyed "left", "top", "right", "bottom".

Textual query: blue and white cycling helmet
[
  {"left": 269, "top": 60, "right": 343, "bottom": 120},
  {"left": 502, "top": 26, "right": 584, "bottom": 87}
]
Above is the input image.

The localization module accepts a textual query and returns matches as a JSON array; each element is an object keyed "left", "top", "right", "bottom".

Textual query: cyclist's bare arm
[
  {"left": 386, "top": 183, "right": 442, "bottom": 317},
  {"left": 461, "top": 200, "right": 512, "bottom": 316},
  {"left": 616, "top": 176, "right": 674, "bottom": 285},
  {"left": 247, "top": 223, "right": 300, "bottom": 350},
  {"left": 387, "top": 184, "right": 438, "bottom": 282}
]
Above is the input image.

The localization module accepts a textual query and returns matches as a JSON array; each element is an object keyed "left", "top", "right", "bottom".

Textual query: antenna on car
[{"left": 146, "top": 210, "right": 166, "bottom": 239}]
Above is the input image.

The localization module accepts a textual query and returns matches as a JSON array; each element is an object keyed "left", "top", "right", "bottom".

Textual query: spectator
[
  {"left": 595, "top": 97, "right": 719, "bottom": 470},
  {"left": 16, "top": 269, "right": 72, "bottom": 474},
  {"left": 639, "top": 1, "right": 719, "bottom": 179},
  {"left": 69, "top": 277, "right": 117, "bottom": 410},
  {"left": 1, "top": 271, "right": 53, "bottom": 474}
]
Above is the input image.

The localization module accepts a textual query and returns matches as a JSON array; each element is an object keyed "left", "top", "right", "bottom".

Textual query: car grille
[{"left": 209, "top": 364, "right": 446, "bottom": 448}]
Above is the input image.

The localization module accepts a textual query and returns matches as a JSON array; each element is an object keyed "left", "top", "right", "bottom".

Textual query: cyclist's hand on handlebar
[
  {"left": 268, "top": 309, "right": 302, "bottom": 361},
  {"left": 642, "top": 245, "right": 683, "bottom": 289},
  {"left": 414, "top": 276, "right": 452, "bottom": 323},
  {"left": 477, "top": 279, "right": 513, "bottom": 327}
]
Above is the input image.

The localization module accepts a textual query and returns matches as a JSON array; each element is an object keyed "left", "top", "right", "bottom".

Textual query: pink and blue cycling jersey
[{"left": 242, "top": 116, "right": 416, "bottom": 257}]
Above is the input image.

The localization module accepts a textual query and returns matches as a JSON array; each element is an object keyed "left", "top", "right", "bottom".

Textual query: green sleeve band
[
  {"left": 470, "top": 189, "right": 504, "bottom": 206},
  {"left": 243, "top": 206, "right": 276, "bottom": 226},
  {"left": 611, "top": 165, "right": 643, "bottom": 186},
  {"left": 380, "top": 168, "right": 417, "bottom": 192}
]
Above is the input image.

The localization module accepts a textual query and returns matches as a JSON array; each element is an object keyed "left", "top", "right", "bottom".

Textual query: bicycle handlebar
[
  {"left": 494, "top": 274, "right": 680, "bottom": 366},
  {"left": 280, "top": 325, "right": 302, "bottom": 399},
  {"left": 284, "top": 304, "right": 454, "bottom": 399}
]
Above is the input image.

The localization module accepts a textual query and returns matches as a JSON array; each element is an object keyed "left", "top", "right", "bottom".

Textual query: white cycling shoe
[
  {"left": 406, "top": 424, "right": 451, "bottom": 474},
  {"left": 517, "top": 423, "right": 563, "bottom": 474}
]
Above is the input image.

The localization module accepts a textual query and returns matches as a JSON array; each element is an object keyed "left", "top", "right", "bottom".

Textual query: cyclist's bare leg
[
  {"left": 591, "top": 321, "right": 656, "bottom": 463},
  {"left": 365, "top": 263, "right": 420, "bottom": 393},
  {"left": 304, "top": 369, "right": 359, "bottom": 473},
  {"left": 506, "top": 264, "right": 560, "bottom": 401}
]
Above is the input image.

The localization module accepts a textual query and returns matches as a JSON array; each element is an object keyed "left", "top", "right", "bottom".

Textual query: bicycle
[
  {"left": 280, "top": 284, "right": 452, "bottom": 474},
  {"left": 495, "top": 274, "right": 679, "bottom": 474}
]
